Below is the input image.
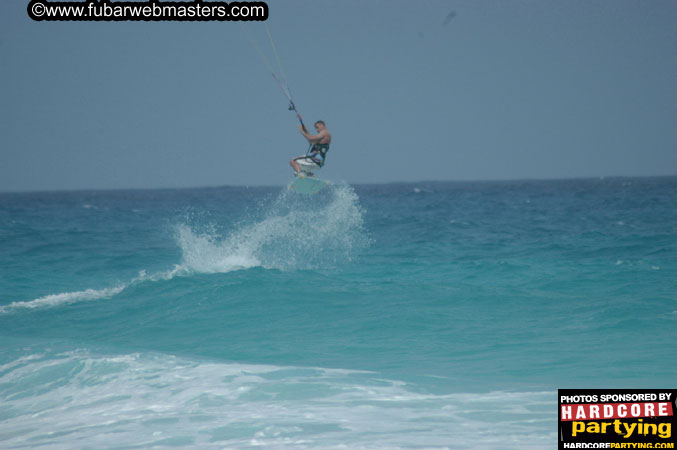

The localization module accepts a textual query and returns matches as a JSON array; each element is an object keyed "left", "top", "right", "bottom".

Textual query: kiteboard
[{"left": 289, "top": 174, "right": 328, "bottom": 195}]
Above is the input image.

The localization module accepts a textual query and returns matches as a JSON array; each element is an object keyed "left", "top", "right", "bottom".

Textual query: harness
[{"left": 307, "top": 142, "right": 330, "bottom": 167}]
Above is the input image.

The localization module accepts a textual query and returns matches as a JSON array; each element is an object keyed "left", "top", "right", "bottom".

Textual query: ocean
[{"left": 1, "top": 177, "right": 675, "bottom": 449}]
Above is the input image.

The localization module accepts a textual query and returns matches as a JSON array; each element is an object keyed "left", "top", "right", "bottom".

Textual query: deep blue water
[{"left": 1, "top": 177, "right": 675, "bottom": 448}]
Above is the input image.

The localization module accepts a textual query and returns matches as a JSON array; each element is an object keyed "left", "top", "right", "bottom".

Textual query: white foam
[
  {"left": 0, "top": 266, "right": 187, "bottom": 314},
  {"left": 0, "top": 285, "right": 126, "bottom": 314},
  {"left": 0, "top": 349, "right": 554, "bottom": 449}
]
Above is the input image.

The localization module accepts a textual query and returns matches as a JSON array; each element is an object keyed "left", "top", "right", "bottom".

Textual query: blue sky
[{"left": 1, "top": 0, "right": 676, "bottom": 191}]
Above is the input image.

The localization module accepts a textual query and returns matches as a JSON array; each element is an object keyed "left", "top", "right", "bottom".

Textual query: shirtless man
[{"left": 290, "top": 120, "right": 331, "bottom": 176}]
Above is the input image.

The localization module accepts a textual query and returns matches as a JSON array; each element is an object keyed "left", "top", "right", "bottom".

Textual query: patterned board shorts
[{"left": 293, "top": 155, "right": 322, "bottom": 172}]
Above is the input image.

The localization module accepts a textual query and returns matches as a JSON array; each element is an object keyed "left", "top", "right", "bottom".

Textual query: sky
[{"left": 1, "top": 0, "right": 676, "bottom": 191}]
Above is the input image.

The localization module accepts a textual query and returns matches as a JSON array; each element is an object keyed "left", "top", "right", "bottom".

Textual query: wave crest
[{"left": 1, "top": 184, "right": 368, "bottom": 313}]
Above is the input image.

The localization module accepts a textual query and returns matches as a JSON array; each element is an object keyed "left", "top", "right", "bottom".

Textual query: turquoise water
[{"left": 1, "top": 177, "right": 675, "bottom": 448}]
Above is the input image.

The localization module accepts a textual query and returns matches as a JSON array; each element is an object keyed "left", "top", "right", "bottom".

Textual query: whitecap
[
  {"left": 0, "top": 285, "right": 126, "bottom": 314},
  {"left": 0, "top": 266, "right": 188, "bottom": 314},
  {"left": 0, "top": 349, "right": 554, "bottom": 449}
]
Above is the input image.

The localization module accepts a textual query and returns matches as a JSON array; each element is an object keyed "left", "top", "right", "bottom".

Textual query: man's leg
[{"left": 291, "top": 156, "right": 319, "bottom": 176}]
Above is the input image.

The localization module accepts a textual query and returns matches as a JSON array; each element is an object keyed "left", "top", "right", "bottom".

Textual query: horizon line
[{"left": 1, "top": 174, "right": 676, "bottom": 195}]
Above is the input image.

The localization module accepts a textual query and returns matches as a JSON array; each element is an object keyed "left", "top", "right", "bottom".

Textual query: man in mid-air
[{"left": 290, "top": 120, "right": 331, "bottom": 176}]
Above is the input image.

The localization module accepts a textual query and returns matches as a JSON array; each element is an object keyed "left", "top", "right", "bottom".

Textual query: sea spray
[{"left": 176, "top": 183, "right": 370, "bottom": 273}]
